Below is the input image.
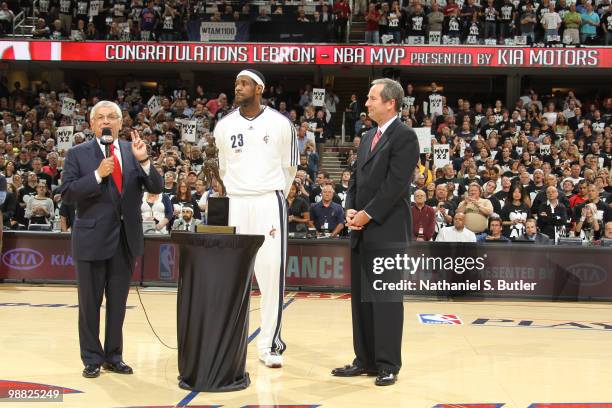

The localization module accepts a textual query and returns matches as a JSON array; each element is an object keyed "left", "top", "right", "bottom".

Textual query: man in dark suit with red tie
[
  {"left": 331, "top": 79, "right": 419, "bottom": 386},
  {"left": 61, "top": 101, "right": 162, "bottom": 378}
]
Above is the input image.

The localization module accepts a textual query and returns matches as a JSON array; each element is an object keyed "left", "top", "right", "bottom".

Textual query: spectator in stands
[
  {"left": 32, "top": 18, "right": 51, "bottom": 39},
  {"left": 50, "top": 19, "right": 64, "bottom": 40},
  {"left": 354, "top": 113, "right": 368, "bottom": 135},
  {"left": 297, "top": 8, "right": 310, "bottom": 23},
  {"left": 408, "top": 3, "right": 428, "bottom": 41},
  {"left": 500, "top": 184, "right": 531, "bottom": 239},
  {"left": 25, "top": 181, "right": 54, "bottom": 227},
  {"left": 324, "top": 86, "right": 340, "bottom": 128},
  {"left": 335, "top": 169, "right": 351, "bottom": 207},
  {"left": 436, "top": 212, "right": 477, "bottom": 242},
  {"left": 333, "top": 0, "right": 351, "bottom": 42},
  {"left": 411, "top": 189, "right": 436, "bottom": 241},
  {"left": 354, "top": 0, "right": 367, "bottom": 17},
  {"left": 603, "top": 8, "right": 612, "bottom": 46},
  {"left": 71, "top": 18, "right": 87, "bottom": 41},
  {"left": 532, "top": 174, "right": 568, "bottom": 212},
  {"left": 457, "top": 182, "right": 493, "bottom": 234},
  {"left": 378, "top": 2, "right": 390, "bottom": 41},
  {"left": 561, "top": 178, "right": 575, "bottom": 200},
  {"left": 563, "top": 4, "right": 582, "bottom": 45},
  {"left": 141, "top": 192, "right": 172, "bottom": 233},
  {"left": 580, "top": 2, "right": 599, "bottom": 44},
  {"left": 425, "top": 182, "right": 436, "bottom": 201},
  {"left": 427, "top": 3, "right": 445, "bottom": 38},
  {"left": 304, "top": 140, "right": 319, "bottom": 180},
  {"left": 477, "top": 216, "right": 510, "bottom": 242},
  {"left": 499, "top": 0, "right": 517, "bottom": 43},
  {"left": 540, "top": 3, "right": 562, "bottom": 42},
  {"left": 518, "top": 218, "right": 552, "bottom": 244},
  {"left": 85, "top": 21, "right": 99, "bottom": 40},
  {"left": 309, "top": 184, "right": 345, "bottom": 237},
  {"left": 2, "top": 180, "right": 16, "bottom": 228},
  {"left": 287, "top": 181, "right": 310, "bottom": 233},
  {"left": 444, "top": 8, "right": 462, "bottom": 41},
  {"left": 296, "top": 123, "right": 312, "bottom": 155},
  {"left": 171, "top": 180, "right": 201, "bottom": 220},
  {"left": 162, "top": 171, "right": 177, "bottom": 197},
  {"left": 58, "top": 0, "right": 74, "bottom": 36},
  {"left": 536, "top": 185, "right": 568, "bottom": 242},
  {"left": 427, "top": 181, "right": 455, "bottom": 210},
  {"left": 387, "top": 1, "right": 404, "bottom": 44},
  {"left": 345, "top": 94, "right": 360, "bottom": 139},
  {"left": 140, "top": 0, "right": 160, "bottom": 41},
  {"left": 0, "top": 2, "right": 14, "bottom": 35},
  {"left": 482, "top": 0, "right": 498, "bottom": 40},
  {"left": 483, "top": 180, "right": 503, "bottom": 214},
  {"left": 15, "top": 148, "right": 32, "bottom": 172},
  {"left": 31, "top": 157, "right": 52, "bottom": 188},
  {"left": 256, "top": 7, "right": 271, "bottom": 22},
  {"left": 206, "top": 93, "right": 227, "bottom": 118},
  {"left": 365, "top": 3, "right": 381, "bottom": 44},
  {"left": 574, "top": 184, "right": 606, "bottom": 240},
  {"left": 575, "top": 202, "right": 603, "bottom": 242},
  {"left": 603, "top": 221, "right": 612, "bottom": 239},
  {"left": 171, "top": 204, "right": 201, "bottom": 232},
  {"left": 444, "top": 0, "right": 460, "bottom": 16}
]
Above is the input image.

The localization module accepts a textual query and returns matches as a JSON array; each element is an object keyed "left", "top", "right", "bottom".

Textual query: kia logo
[
  {"left": 567, "top": 264, "right": 607, "bottom": 286},
  {"left": 2, "top": 248, "right": 44, "bottom": 271}
]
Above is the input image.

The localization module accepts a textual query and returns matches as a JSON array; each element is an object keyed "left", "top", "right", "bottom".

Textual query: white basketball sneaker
[{"left": 259, "top": 351, "right": 283, "bottom": 368}]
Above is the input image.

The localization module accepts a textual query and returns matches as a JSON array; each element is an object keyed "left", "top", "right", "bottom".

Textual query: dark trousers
[
  {"left": 76, "top": 228, "right": 134, "bottom": 366},
  {"left": 335, "top": 18, "right": 348, "bottom": 42},
  {"left": 350, "top": 245, "right": 403, "bottom": 374}
]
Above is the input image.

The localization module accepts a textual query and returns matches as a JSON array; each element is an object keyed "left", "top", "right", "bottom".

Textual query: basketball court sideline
[{"left": 1, "top": 285, "right": 611, "bottom": 408}]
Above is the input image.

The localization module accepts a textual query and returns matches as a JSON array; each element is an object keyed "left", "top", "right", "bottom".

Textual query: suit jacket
[
  {"left": 60, "top": 139, "right": 163, "bottom": 261},
  {"left": 171, "top": 218, "right": 202, "bottom": 232},
  {"left": 346, "top": 118, "right": 420, "bottom": 249},
  {"left": 536, "top": 201, "right": 568, "bottom": 240},
  {"left": 518, "top": 232, "right": 552, "bottom": 244}
]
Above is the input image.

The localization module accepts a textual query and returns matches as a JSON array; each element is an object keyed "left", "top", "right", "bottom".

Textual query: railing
[
  {"left": 12, "top": 10, "right": 24, "bottom": 36},
  {"left": 341, "top": 111, "right": 346, "bottom": 145}
]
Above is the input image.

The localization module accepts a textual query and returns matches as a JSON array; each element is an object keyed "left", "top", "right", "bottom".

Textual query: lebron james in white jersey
[{"left": 215, "top": 69, "right": 298, "bottom": 368}]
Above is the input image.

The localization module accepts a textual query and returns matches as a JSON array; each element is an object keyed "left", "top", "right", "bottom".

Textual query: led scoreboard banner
[{"left": 1, "top": 40, "right": 611, "bottom": 68}]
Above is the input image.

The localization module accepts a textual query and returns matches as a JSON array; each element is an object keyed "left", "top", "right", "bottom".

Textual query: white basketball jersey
[{"left": 215, "top": 106, "right": 298, "bottom": 196}]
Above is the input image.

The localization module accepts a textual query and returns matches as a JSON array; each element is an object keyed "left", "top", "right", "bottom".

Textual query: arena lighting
[{"left": 141, "top": 81, "right": 158, "bottom": 88}]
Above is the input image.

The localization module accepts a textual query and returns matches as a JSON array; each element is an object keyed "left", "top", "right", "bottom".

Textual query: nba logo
[
  {"left": 159, "top": 244, "right": 176, "bottom": 280},
  {"left": 418, "top": 314, "right": 463, "bottom": 325}
]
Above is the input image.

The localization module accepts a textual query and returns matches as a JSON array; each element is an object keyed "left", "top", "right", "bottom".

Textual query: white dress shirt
[{"left": 94, "top": 138, "right": 150, "bottom": 183}]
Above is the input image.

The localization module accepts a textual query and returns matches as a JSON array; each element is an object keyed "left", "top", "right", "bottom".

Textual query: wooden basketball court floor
[{"left": 1, "top": 284, "right": 612, "bottom": 408}]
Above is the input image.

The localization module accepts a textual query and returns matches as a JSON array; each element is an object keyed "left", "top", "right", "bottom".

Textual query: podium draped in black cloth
[{"left": 173, "top": 232, "right": 264, "bottom": 392}]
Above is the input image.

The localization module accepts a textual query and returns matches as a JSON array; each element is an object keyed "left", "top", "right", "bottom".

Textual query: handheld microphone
[{"left": 100, "top": 128, "right": 114, "bottom": 158}]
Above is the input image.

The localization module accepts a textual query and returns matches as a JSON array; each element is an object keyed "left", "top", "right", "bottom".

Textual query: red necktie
[
  {"left": 109, "top": 144, "right": 123, "bottom": 194},
  {"left": 370, "top": 129, "right": 382, "bottom": 151}
]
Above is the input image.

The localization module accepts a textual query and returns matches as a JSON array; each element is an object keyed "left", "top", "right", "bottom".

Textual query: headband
[{"left": 237, "top": 70, "right": 265, "bottom": 89}]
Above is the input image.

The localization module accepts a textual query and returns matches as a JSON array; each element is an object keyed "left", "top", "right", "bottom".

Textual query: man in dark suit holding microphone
[
  {"left": 61, "top": 101, "right": 162, "bottom": 378},
  {"left": 331, "top": 79, "right": 419, "bottom": 386}
]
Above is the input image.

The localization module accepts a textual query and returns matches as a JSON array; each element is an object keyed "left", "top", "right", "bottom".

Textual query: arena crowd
[{"left": 0, "top": 75, "right": 610, "bottom": 245}]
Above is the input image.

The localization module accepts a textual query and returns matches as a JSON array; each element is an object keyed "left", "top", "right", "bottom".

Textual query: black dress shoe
[
  {"left": 82, "top": 364, "right": 101, "bottom": 378},
  {"left": 375, "top": 370, "right": 397, "bottom": 386},
  {"left": 331, "top": 364, "right": 378, "bottom": 377},
  {"left": 102, "top": 361, "right": 133, "bottom": 374}
]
